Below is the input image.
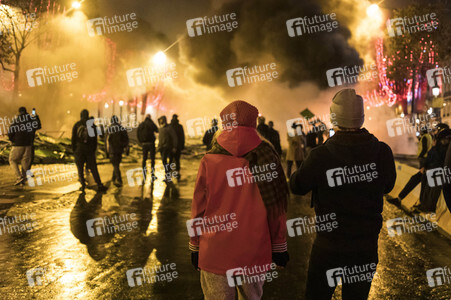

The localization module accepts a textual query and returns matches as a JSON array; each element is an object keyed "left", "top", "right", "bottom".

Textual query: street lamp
[
  {"left": 432, "top": 86, "right": 440, "bottom": 97},
  {"left": 72, "top": 1, "right": 81, "bottom": 9},
  {"left": 366, "top": 4, "right": 380, "bottom": 17},
  {"left": 119, "top": 100, "right": 124, "bottom": 119},
  {"left": 152, "top": 51, "right": 167, "bottom": 65}
]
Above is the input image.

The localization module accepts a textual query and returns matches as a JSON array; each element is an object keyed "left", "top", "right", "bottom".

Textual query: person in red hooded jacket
[{"left": 188, "top": 100, "right": 289, "bottom": 300}]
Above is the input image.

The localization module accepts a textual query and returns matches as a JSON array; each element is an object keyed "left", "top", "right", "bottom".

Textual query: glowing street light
[
  {"left": 152, "top": 51, "right": 167, "bottom": 65},
  {"left": 432, "top": 86, "right": 440, "bottom": 97},
  {"left": 72, "top": 1, "right": 81, "bottom": 9},
  {"left": 104, "top": 103, "right": 109, "bottom": 109},
  {"left": 366, "top": 4, "right": 380, "bottom": 17},
  {"left": 119, "top": 100, "right": 124, "bottom": 106},
  {"left": 119, "top": 100, "right": 124, "bottom": 119}
]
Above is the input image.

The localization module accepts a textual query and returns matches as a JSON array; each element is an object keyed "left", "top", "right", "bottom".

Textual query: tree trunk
[{"left": 13, "top": 55, "right": 20, "bottom": 101}]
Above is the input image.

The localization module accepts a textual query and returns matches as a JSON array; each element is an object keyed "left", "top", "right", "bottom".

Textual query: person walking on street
[
  {"left": 202, "top": 118, "right": 219, "bottom": 151},
  {"left": 286, "top": 123, "right": 305, "bottom": 177},
  {"left": 268, "top": 121, "right": 283, "bottom": 156},
  {"left": 189, "top": 100, "right": 289, "bottom": 300},
  {"left": 390, "top": 128, "right": 433, "bottom": 206},
  {"left": 170, "top": 114, "right": 185, "bottom": 179},
  {"left": 28, "top": 108, "right": 42, "bottom": 171},
  {"left": 290, "top": 89, "right": 396, "bottom": 300},
  {"left": 71, "top": 109, "right": 107, "bottom": 192},
  {"left": 8, "top": 107, "right": 38, "bottom": 185},
  {"left": 106, "top": 115, "right": 129, "bottom": 187},
  {"left": 137, "top": 114, "right": 158, "bottom": 180},
  {"left": 257, "top": 116, "right": 271, "bottom": 141},
  {"left": 157, "top": 116, "right": 178, "bottom": 182}
]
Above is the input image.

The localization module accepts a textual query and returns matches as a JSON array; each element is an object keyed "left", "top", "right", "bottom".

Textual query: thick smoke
[{"left": 180, "top": 0, "right": 362, "bottom": 89}]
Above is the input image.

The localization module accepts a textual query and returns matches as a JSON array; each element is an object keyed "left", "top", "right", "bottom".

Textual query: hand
[
  {"left": 420, "top": 167, "right": 425, "bottom": 174},
  {"left": 191, "top": 252, "right": 199, "bottom": 271},
  {"left": 272, "top": 251, "right": 289, "bottom": 268}
]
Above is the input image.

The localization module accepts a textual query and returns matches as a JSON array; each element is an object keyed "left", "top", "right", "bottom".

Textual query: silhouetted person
[
  {"left": 106, "top": 115, "right": 129, "bottom": 187},
  {"left": 28, "top": 108, "right": 41, "bottom": 171},
  {"left": 286, "top": 123, "right": 305, "bottom": 176},
  {"left": 8, "top": 107, "right": 38, "bottom": 185},
  {"left": 137, "top": 114, "right": 158, "bottom": 180},
  {"left": 157, "top": 116, "right": 177, "bottom": 182},
  {"left": 170, "top": 114, "right": 185, "bottom": 179},
  {"left": 71, "top": 109, "right": 107, "bottom": 192},
  {"left": 268, "top": 121, "right": 282, "bottom": 155},
  {"left": 203, "top": 119, "right": 219, "bottom": 151},
  {"left": 256, "top": 116, "right": 271, "bottom": 141}
]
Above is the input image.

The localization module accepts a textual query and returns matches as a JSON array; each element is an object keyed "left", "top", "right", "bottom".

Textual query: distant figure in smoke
[
  {"left": 106, "top": 115, "right": 129, "bottom": 187},
  {"left": 8, "top": 107, "right": 38, "bottom": 185},
  {"left": 256, "top": 116, "right": 271, "bottom": 141},
  {"left": 170, "top": 114, "right": 185, "bottom": 179},
  {"left": 415, "top": 129, "right": 450, "bottom": 212},
  {"left": 137, "top": 114, "right": 159, "bottom": 181},
  {"left": 286, "top": 123, "right": 305, "bottom": 177},
  {"left": 71, "top": 109, "right": 107, "bottom": 192},
  {"left": 202, "top": 118, "right": 219, "bottom": 151},
  {"left": 268, "top": 121, "right": 282, "bottom": 156},
  {"left": 190, "top": 100, "right": 289, "bottom": 300},
  {"left": 27, "top": 108, "right": 42, "bottom": 172},
  {"left": 157, "top": 116, "right": 178, "bottom": 182},
  {"left": 390, "top": 127, "right": 433, "bottom": 206},
  {"left": 290, "top": 89, "right": 396, "bottom": 300}
]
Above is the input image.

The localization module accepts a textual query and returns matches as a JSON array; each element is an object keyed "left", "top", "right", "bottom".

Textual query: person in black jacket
[
  {"left": 137, "top": 114, "right": 159, "bottom": 181},
  {"left": 8, "top": 107, "right": 39, "bottom": 185},
  {"left": 290, "top": 89, "right": 396, "bottom": 300},
  {"left": 71, "top": 109, "right": 107, "bottom": 192},
  {"left": 28, "top": 108, "right": 42, "bottom": 171},
  {"left": 256, "top": 116, "right": 271, "bottom": 141},
  {"left": 170, "top": 114, "right": 185, "bottom": 179},
  {"left": 268, "top": 121, "right": 283, "bottom": 156},
  {"left": 444, "top": 142, "right": 451, "bottom": 212},
  {"left": 106, "top": 115, "right": 129, "bottom": 187},
  {"left": 202, "top": 118, "right": 218, "bottom": 151}
]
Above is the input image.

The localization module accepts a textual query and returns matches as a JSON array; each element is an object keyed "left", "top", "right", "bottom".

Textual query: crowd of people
[
  {"left": 7, "top": 108, "right": 185, "bottom": 191},
  {"left": 5, "top": 88, "right": 451, "bottom": 300}
]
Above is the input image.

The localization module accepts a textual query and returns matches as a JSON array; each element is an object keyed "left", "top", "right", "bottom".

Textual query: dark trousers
[
  {"left": 160, "top": 149, "right": 174, "bottom": 181},
  {"left": 305, "top": 242, "right": 378, "bottom": 300},
  {"left": 173, "top": 149, "right": 181, "bottom": 175},
  {"left": 398, "top": 171, "right": 425, "bottom": 200},
  {"left": 28, "top": 144, "right": 35, "bottom": 170},
  {"left": 75, "top": 152, "right": 102, "bottom": 186},
  {"left": 142, "top": 143, "right": 156, "bottom": 173},
  {"left": 110, "top": 153, "right": 122, "bottom": 183},
  {"left": 286, "top": 160, "right": 301, "bottom": 177}
]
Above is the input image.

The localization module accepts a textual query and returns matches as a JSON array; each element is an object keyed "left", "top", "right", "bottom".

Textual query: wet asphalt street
[{"left": 0, "top": 143, "right": 450, "bottom": 299}]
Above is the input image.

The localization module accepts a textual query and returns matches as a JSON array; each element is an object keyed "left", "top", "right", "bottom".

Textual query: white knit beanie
[{"left": 330, "top": 88, "right": 364, "bottom": 129}]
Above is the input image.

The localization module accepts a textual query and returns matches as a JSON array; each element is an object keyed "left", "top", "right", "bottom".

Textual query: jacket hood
[
  {"left": 325, "top": 128, "right": 381, "bottom": 165},
  {"left": 217, "top": 126, "right": 262, "bottom": 157}
]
